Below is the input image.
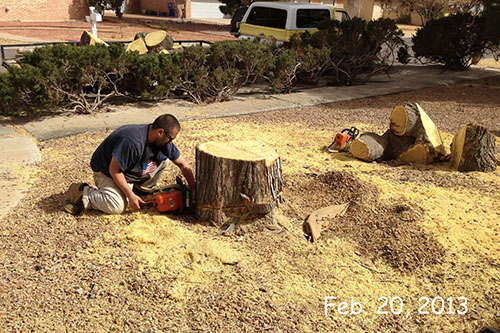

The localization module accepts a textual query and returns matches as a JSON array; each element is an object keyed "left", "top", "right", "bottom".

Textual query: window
[
  {"left": 296, "top": 9, "right": 331, "bottom": 28},
  {"left": 246, "top": 6, "right": 287, "bottom": 29},
  {"left": 334, "top": 10, "right": 350, "bottom": 22}
]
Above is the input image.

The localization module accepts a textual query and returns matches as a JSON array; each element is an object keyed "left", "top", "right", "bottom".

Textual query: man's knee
[
  {"left": 87, "top": 187, "right": 128, "bottom": 214},
  {"left": 101, "top": 194, "right": 127, "bottom": 214}
]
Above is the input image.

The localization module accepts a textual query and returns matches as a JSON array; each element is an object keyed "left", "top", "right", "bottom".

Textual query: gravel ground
[{"left": 0, "top": 76, "right": 499, "bottom": 331}]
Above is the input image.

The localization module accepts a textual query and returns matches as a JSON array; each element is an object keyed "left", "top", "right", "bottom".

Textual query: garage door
[{"left": 191, "top": 0, "right": 225, "bottom": 18}]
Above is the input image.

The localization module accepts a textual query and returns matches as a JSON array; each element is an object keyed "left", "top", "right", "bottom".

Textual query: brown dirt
[
  {"left": 0, "top": 17, "right": 235, "bottom": 43},
  {"left": 285, "top": 171, "right": 445, "bottom": 272},
  {"left": 0, "top": 77, "right": 499, "bottom": 331}
]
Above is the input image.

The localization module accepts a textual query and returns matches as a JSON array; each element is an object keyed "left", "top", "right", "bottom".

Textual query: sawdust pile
[{"left": 286, "top": 171, "right": 445, "bottom": 271}]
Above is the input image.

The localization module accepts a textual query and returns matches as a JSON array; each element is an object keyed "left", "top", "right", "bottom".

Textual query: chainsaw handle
[
  {"left": 140, "top": 200, "right": 154, "bottom": 209},
  {"left": 341, "top": 127, "right": 360, "bottom": 138}
]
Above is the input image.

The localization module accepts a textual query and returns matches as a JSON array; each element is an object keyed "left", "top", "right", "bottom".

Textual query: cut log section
[
  {"left": 125, "top": 38, "right": 148, "bottom": 54},
  {"left": 390, "top": 102, "right": 446, "bottom": 164},
  {"left": 79, "top": 31, "right": 109, "bottom": 46},
  {"left": 390, "top": 103, "right": 419, "bottom": 136},
  {"left": 145, "top": 30, "right": 168, "bottom": 47},
  {"left": 133, "top": 30, "right": 174, "bottom": 54},
  {"left": 195, "top": 141, "right": 283, "bottom": 227},
  {"left": 450, "top": 124, "right": 497, "bottom": 172},
  {"left": 350, "top": 132, "right": 389, "bottom": 162}
]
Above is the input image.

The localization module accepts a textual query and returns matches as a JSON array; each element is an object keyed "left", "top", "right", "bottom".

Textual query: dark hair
[{"left": 152, "top": 114, "right": 180, "bottom": 134}]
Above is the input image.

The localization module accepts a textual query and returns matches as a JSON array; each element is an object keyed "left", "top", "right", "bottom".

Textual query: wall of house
[
  {"left": 125, "top": 0, "right": 141, "bottom": 14},
  {"left": 0, "top": 0, "right": 89, "bottom": 21},
  {"left": 344, "top": 0, "right": 376, "bottom": 20},
  {"left": 138, "top": 0, "right": 187, "bottom": 18}
]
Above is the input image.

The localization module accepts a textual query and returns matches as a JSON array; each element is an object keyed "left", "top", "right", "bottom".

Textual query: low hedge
[{"left": 0, "top": 19, "right": 408, "bottom": 116}]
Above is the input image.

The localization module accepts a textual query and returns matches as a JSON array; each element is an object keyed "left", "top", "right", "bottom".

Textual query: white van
[{"left": 238, "top": 2, "right": 350, "bottom": 46}]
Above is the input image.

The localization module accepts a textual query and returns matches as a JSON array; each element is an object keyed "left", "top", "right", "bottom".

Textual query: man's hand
[
  {"left": 172, "top": 155, "right": 196, "bottom": 200},
  {"left": 127, "top": 193, "right": 145, "bottom": 210},
  {"left": 109, "top": 157, "right": 146, "bottom": 211}
]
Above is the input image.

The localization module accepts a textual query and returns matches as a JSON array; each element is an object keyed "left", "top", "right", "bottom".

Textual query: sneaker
[{"left": 63, "top": 183, "right": 88, "bottom": 215}]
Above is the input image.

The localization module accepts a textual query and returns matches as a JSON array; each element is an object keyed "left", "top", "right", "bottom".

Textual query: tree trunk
[
  {"left": 390, "top": 102, "right": 446, "bottom": 164},
  {"left": 450, "top": 124, "right": 497, "bottom": 172},
  {"left": 350, "top": 132, "right": 389, "bottom": 162},
  {"left": 195, "top": 141, "right": 283, "bottom": 228}
]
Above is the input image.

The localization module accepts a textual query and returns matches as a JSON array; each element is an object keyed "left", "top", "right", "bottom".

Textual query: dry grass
[{"left": 0, "top": 76, "right": 499, "bottom": 331}]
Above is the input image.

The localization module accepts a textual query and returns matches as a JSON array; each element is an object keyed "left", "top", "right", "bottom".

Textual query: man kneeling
[{"left": 63, "top": 114, "right": 195, "bottom": 215}]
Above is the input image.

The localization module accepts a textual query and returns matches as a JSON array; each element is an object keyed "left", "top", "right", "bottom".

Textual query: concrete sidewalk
[{"left": 1, "top": 64, "right": 500, "bottom": 220}]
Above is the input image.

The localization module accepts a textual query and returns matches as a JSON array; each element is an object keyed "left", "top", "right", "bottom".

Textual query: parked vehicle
[
  {"left": 238, "top": 2, "right": 350, "bottom": 46},
  {"left": 230, "top": 6, "right": 249, "bottom": 37}
]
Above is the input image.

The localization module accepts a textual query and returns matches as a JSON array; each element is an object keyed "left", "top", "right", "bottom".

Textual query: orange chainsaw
[
  {"left": 327, "top": 127, "right": 359, "bottom": 153},
  {"left": 140, "top": 177, "right": 192, "bottom": 213}
]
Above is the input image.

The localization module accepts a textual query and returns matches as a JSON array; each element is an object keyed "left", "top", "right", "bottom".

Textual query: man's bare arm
[
  {"left": 172, "top": 155, "right": 196, "bottom": 197},
  {"left": 109, "top": 157, "right": 145, "bottom": 210}
]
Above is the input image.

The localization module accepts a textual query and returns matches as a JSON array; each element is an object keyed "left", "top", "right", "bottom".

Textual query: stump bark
[
  {"left": 390, "top": 102, "right": 446, "bottom": 164},
  {"left": 450, "top": 124, "right": 497, "bottom": 172},
  {"left": 195, "top": 141, "right": 283, "bottom": 227}
]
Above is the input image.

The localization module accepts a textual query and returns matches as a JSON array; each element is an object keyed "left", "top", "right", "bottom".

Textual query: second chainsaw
[{"left": 327, "top": 127, "right": 359, "bottom": 153}]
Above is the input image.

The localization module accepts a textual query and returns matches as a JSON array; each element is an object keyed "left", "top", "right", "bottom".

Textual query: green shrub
[
  {"left": 0, "top": 73, "right": 17, "bottom": 115},
  {"left": 87, "top": 0, "right": 125, "bottom": 18},
  {"left": 19, "top": 43, "right": 131, "bottom": 113},
  {"left": 120, "top": 52, "right": 180, "bottom": 100},
  {"left": 412, "top": 13, "right": 486, "bottom": 70},
  {"left": 295, "top": 45, "right": 331, "bottom": 84},
  {"left": 266, "top": 48, "right": 299, "bottom": 93},
  {"left": 482, "top": 0, "right": 500, "bottom": 59},
  {"left": 291, "top": 17, "right": 405, "bottom": 85},
  {"left": 172, "top": 41, "right": 274, "bottom": 104},
  {"left": 207, "top": 40, "right": 273, "bottom": 99},
  {"left": 172, "top": 46, "right": 210, "bottom": 104}
]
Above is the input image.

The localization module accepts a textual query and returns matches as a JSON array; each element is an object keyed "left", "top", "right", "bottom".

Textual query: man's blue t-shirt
[{"left": 90, "top": 124, "right": 180, "bottom": 183}]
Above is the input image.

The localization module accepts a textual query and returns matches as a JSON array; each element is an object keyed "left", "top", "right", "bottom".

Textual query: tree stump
[
  {"left": 390, "top": 102, "right": 446, "bottom": 164},
  {"left": 350, "top": 132, "right": 389, "bottom": 162},
  {"left": 450, "top": 124, "right": 497, "bottom": 172},
  {"left": 195, "top": 141, "right": 283, "bottom": 227}
]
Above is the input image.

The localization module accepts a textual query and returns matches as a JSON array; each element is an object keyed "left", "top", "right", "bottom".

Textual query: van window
[
  {"left": 296, "top": 9, "right": 331, "bottom": 28},
  {"left": 334, "top": 10, "right": 350, "bottom": 22},
  {"left": 246, "top": 6, "right": 287, "bottom": 29}
]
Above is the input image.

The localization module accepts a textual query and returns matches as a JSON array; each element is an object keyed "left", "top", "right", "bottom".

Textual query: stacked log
[
  {"left": 195, "top": 141, "right": 283, "bottom": 228},
  {"left": 126, "top": 30, "right": 176, "bottom": 55},
  {"left": 450, "top": 124, "right": 497, "bottom": 172},
  {"left": 350, "top": 132, "right": 389, "bottom": 162},
  {"left": 390, "top": 103, "right": 446, "bottom": 164},
  {"left": 350, "top": 102, "right": 496, "bottom": 172},
  {"left": 351, "top": 102, "right": 446, "bottom": 165}
]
